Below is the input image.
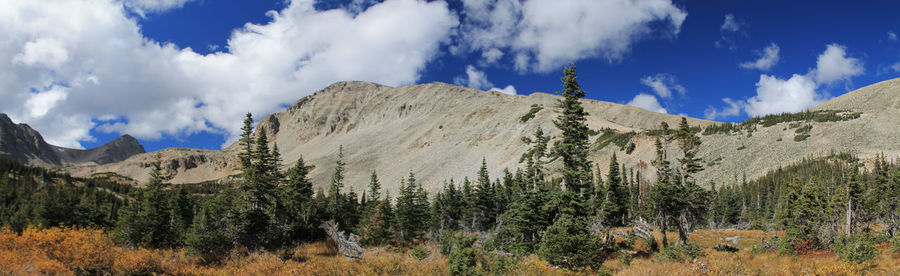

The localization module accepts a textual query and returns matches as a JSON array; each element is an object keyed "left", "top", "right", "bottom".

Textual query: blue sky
[{"left": 2, "top": 0, "right": 900, "bottom": 152}]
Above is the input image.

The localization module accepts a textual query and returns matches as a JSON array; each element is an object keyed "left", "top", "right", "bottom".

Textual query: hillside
[
  {"left": 63, "top": 78, "right": 900, "bottom": 193},
  {"left": 0, "top": 114, "right": 145, "bottom": 166}
]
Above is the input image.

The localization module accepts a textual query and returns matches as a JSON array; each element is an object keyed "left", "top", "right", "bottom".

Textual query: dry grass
[{"left": 2, "top": 226, "right": 899, "bottom": 275}]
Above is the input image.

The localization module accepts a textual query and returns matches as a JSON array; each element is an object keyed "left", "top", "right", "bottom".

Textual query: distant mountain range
[
  {"left": 0, "top": 113, "right": 145, "bottom": 166},
  {"left": 4, "top": 78, "right": 900, "bottom": 193}
]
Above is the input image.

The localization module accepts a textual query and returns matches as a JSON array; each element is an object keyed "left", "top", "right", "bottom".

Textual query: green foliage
[
  {"left": 832, "top": 234, "right": 879, "bottom": 264},
  {"left": 552, "top": 64, "right": 593, "bottom": 200},
  {"left": 793, "top": 134, "right": 810, "bottom": 141},
  {"left": 185, "top": 192, "right": 233, "bottom": 263},
  {"left": 745, "top": 109, "right": 860, "bottom": 128},
  {"left": 409, "top": 245, "right": 429, "bottom": 260},
  {"left": 712, "top": 243, "right": 739, "bottom": 253},
  {"left": 277, "top": 156, "right": 318, "bottom": 246},
  {"left": 519, "top": 104, "right": 543, "bottom": 123},
  {"left": 440, "top": 231, "right": 478, "bottom": 255},
  {"left": 536, "top": 215, "right": 606, "bottom": 269},
  {"left": 114, "top": 154, "right": 176, "bottom": 248},
  {"left": 601, "top": 154, "right": 629, "bottom": 226},
  {"left": 594, "top": 128, "right": 636, "bottom": 151},
  {"left": 449, "top": 246, "right": 481, "bottom": 276},
  {"left": 396, "top": 172, "right": 430, "bottom": 242},
  {"left": 488, "top": 189, "right": 551, "bottom": 255}
]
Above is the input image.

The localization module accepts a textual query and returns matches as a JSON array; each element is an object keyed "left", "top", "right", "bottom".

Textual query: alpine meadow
[{"left": 3, "top": 0, "right": 900, "bottom": 275}]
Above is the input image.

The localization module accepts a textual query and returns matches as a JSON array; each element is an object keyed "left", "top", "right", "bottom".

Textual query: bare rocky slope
[
  {"left": 0, "top": 113, "right": 145, "bottom": 166},
  {"left": 64, "top": 78, "right": 900, "bottom": 193}
]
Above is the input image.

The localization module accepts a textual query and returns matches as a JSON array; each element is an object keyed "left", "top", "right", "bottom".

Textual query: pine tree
[
  {"left": 279, "top": 156, "right": 317, "bottom": 245},
  {"left": 367, "top": 170, "right": 382, "bottom": 205},
  {"left": 552, "top": 64, "right": 593, "bottom": 203},
  {"left": 361, "top": 192, "right": 395, "bottom": 245},
  {"left": 521, "top": 126, "right": 551, "bottom": 188},
  {"left": 327, "top": 145, "right": 348, "bottom": 227},
  {"left": 491, "top": 188, "right": 551, "bottom": 255},
  {"left": 461, "top": 177, "right": 477, "bottom": 231},
  {"left": 601, "top": 153, "right": 628, "bottom": 227},
  {"left": 475, "top": 157, "right": 497, "bottom": 231},
  {"left": 114, "top": 154, "right": 174, "bottom": 248},
  {"left": 396, "top": 172, "right": 429, "bottom": 241}
]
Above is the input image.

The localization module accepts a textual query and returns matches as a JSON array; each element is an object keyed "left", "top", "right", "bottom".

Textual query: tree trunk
[
  {"left": 660, "top": 218, "right": 669, "bottom": 248},
  {"left": 676, "top": 214, "right": 689, "bottom": 246}
]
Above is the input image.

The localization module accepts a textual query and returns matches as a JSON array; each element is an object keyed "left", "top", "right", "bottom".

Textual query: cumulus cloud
[
  {"left": 640, "top": 73, "right": 685, "bottom": 99},
  {"left": 889, "top": 31, "right": 898, "bottom": 41},
  {"left": 455, "top": 65, "right": 493, "bottom": 90},
  {"left": 460, "top": 0, "right": 687, "bottom": 72},
  {"left": 739, "top": 43, "right": 780, "bottom": 71},
  {"left": 703, "top": 98, "right": 741, "bottom": 120},
  {"left": 811, "top": 44, "right": 864, "bottom": 85},
  {"left": 490, "top": 85, "right": 517, "bottom": 95},
  {"left": 706, "top": 43, "right": 864, "bottom": 119},
  {"left": 124, "top": 0, "right": 196, "bottom": 17},
  {"left": 454, "top": 65, "right": 517, "bottom": 94},
  {"left": 0, "top": 0, "right": 459, "bottom": 148},
  {"left": 744, "top": 74, "right": 823, "bottom": 117},
  {"left": 626, "top": 93, "right": 667, "bottom": 114},
  {"left": 715, "top": 14, "right": 746, "bottom": 50}
]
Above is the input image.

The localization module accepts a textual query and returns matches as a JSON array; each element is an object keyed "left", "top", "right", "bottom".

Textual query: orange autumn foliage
[{"left": 2, "top": 226, "right": 899, "bottom": 275}]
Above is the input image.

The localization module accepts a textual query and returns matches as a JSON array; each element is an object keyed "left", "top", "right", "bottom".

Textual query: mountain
[
  {"left": 63, "top": 78, "right": 900, "bottom": 193},
  {"left": 0, "top": 113, "right": 145, "bottom": 166}
]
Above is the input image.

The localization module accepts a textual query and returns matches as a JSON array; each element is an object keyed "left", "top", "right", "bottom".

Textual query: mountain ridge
[
  {"left": 59, "top": 77, "right": 900, "bottom": 193},
  {"left": 0, "top": 113, "right": 145, "bottom": 166}
]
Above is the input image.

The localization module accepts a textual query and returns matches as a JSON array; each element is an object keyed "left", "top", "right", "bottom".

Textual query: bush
[
  {"left": 448, "top": 247, "right": 481, "bottom": 276},
  {"left": 891, "top": 235, "right": 900, "bottom": 253},
  {"left": 661, "top": 244, "right": 702, "bottom": 262},
  {"left": 832, "top": 235, "right": 879, "bottom": 264},
  {"left": 440, "top": 231, "right": 477, "bottom": 256},
  {"left": 713, "top": 243, "right": 739, "bottom": 253},
  {"left": 536, "top": 215, "right": 606, "bottom": 269},
  {"left": 409, "top": 245, "right": 429, "bottom": 261}
]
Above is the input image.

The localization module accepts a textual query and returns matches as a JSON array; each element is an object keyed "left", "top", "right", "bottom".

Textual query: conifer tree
[
  {"left": 521, "top": 126, "right": 551, "bottom": 188},
  {"left": 361, "top": 192, "right": 395, "bottom": 245},
  {"left": 115, "top": 154, "right": 174, "bottom": 248},
  {"left": 601, "top": 153, "right": 628, "bottom": 226},
  {"left": 279, "top": 156, "right": 316, "bottom": 245},
  {"left": 475, "top": 157, "right": 497, "bottom": 230},
  {"left": 552, "top": 64, "right": 593, "bottom": 202},
  {"left": 327, "top": 145, "right": 349, "bottom": 227},
  {"left": 367, "top": 170, "right": 382, "bottom": 205},
  {"left": 396, "top": 172, "right": 429, "bottom": 241}
]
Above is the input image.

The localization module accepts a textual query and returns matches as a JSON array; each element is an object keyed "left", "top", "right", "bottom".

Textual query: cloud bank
[
  {"left": 706, "top": 43, "right": 864, "bottom": 120},
  {"left": 0, "top": 0, "right": 458, "bottom": 148}
]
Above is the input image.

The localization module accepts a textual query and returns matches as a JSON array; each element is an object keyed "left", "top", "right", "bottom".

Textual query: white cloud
[
  {"left": 744, "top": 74, "right": 822, "bottom": 117},
  {"left": 889, "top": 31, "right": 898, "bottom": 41},
  {"left": 811, "top": 43, "right": 864, "bottom": 85},
  {"left": 25, "top": 86, "right": 68, "bottom": 119},
  {"left": 707, "top": 43, "right": 863, "bottom": 118},
  {"left": 891, "top": 61, "right": 900, "bottom": 73},
  {"left": 720, "top": 14, "right": 740, "bottom": 32},
  {"left": 0, "top": 0, "right": 459, "bottom": 148},
  {"left": 460, "top": 0, "right": 687, "bottom": 72},
  {"left": 455, "top": 65, "right": 493, "bottom": 90},
  {"left": 739, "top": 43, "right": 780, "bottom": 71},
  {"left": 703, "top": 98, "right": 741, "bottom": 120},
  {"left": 124, "top": 0, "right": 195, "bottom": 17},
  {"left": 12, "top": 37, "right": 69, "bottom": 69},
  {"left": 490, "top": 85, "right": 517, "bottom": 95},
  {"left": 640, "top": 73, "right": 684, "bottom": 99},
  {"left": 454, "top": 65, "right": 517, "bottom": 94},
  {"left": 626, "top": 93, "right": 667, "bottom": 114},
  {"left": 715, "top": 13, "right": 745, "bottom": 50},
  {"left": 481, "top": 48, "right": 504, "bottom": 64}
]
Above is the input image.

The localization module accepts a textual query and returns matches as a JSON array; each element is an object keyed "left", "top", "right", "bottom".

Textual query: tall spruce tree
[
  {"left": 279, "top": 156, "right": 316, "bottom": 245},
  {"left": 396, "top": 172, "right": 429, "bottom": 241},
  {"left": 601, "top": 153, "right": 628, "bottom": 227},
  {"left": 114, "top": 154, "right": 174, "bottom": 248},
  {"left": 552, "top": 64, "right": 593, "bottom": 202},
  {"left": 475, "top": 157, "right": 497, "bottom": 231}
]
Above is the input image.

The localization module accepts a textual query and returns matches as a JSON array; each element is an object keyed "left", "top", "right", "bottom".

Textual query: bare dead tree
[{"left": 320, "top": 220, "right": 363, "bottom": 259}]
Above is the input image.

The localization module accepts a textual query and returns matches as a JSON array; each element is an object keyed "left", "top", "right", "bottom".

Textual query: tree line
[{"left": 2, "top": 65, "right": 899, "bottom": 269}]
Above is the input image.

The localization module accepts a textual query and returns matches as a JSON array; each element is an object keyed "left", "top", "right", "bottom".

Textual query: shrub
[
  {"left": 891, "top": 235, "right": 900, "bottom": 253},
  {"left": 536, "top": 215, "right": 606, "bottom": 269},
  {"left": 440, "top": 232, "right": 477, "bottom": 255},
  {"left": 448, "top": 247, "right": 481, "bottom": 276},
  {"left": 832, "top": 235, "right": 879, "bottom": 264},
  {"left": 519, "top": 104, "right": 543, "bottom": 123},
  {"left": 713, "top": 243, "right": 739, "bottom": 253},
  {"left": 661, "top": 243, "right": 703, "bottom": 262},
  {"left": 409, "top": 245, "right": 429, "bottom": 261}
]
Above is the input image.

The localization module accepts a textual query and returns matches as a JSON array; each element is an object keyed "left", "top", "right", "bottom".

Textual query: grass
[{"left": 3, "top": 226, "right": 898, "bottom": 275}]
